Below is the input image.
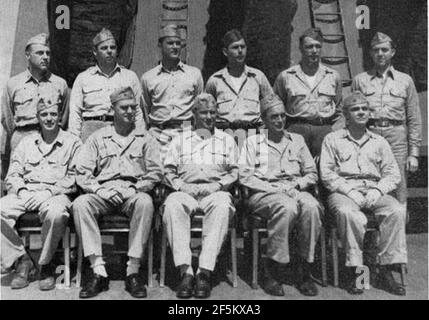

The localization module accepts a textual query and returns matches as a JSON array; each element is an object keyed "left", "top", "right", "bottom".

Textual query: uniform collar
[
  {"left": 340, "top": 128, "right": 377, "bottom": 141},
  {"left": 158, "top": 61, "right": 185, "bottom": 74},
  {"left": 186, "top": 127, "right": 225, "bottom": 141},
  {"left": 92, "top": 63, "right": 122, "bottom": 76},
  {"left": 34, "top": 129, "right": 65, "bottom": 146},
  {"left": 214, "top": 65, "right": 256, "bottom": 79},
  {"left": 289, "top": 63, "right": 332, "bottom": 90},
  {"left": 24, "top": 69, "right": 52, "bottom": 83},
  {"left": 369, "top": 65, "right": 396, "bottom": 80},
  {"left": 101, "top": 124, "right": 147, "bottom": 138}
]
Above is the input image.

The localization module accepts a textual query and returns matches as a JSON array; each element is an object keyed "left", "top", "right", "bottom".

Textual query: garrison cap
[
  {"left": 260, "top": 94, "right": 284, "bottom": 114},
  {"left": 343, "top": 91, "right": 368, "bottom": 110},
  {"left": 192, "top": 93, "right": 216, "bottom": 111},
  {"left": 93, "top": 28, "right": 115, "bottom": 47},
  {"left": 110, "top": 86, "right": 136, "bottom": 105},
  {"left": 371, "top": 32, "right": 393, "bottom": 48},
  {"left": 159, "top": 24, "right": 181, "bottom": 40},
  {"left": 300, "top": 27, "right": 323, "bottom": 43},
  {"left": 26, "top": 33, "right": 49, "bottom": 50}
]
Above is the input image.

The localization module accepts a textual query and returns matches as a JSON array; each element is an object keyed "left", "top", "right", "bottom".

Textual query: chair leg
[
  {"left": 76, "top": 237, "right": 83, "bottom": 288},
  {"left": 251, "top": 229, "right": 259, "bottom": 289},
  {"left": 63, "top": 227, "right": 71, "bottom": 288},
  {"left": 230, "top": 227, "right": 238, "bottom": 288},
  {"left": 400, "top": 264, "right": 407, "bottom": 287},
  {"left": 331, "top": 228, "right": 339, "bottom": 287},
  {"left": 147, "top": 230, "right": 154, "bottom": 288},
  {"left": 320, "top": 226, "right": 328, "bottom": 287},
  {"left": 160, "top": 227, "right": 167, "bottom": 288}
]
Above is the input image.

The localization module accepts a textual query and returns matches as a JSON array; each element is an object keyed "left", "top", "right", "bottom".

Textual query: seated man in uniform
[
  {"left": 162, "top": 93, "right": 238, "bottom": 299},
  {"left": 73, "top": 87, "right": 162, "bottom": 299},
  {"left": 1, "top": 94, "right": 81, "bottom": 291},
  {"left": 239, "top": 94, "right": 323, "bottom": 297},
  {"left": 320, "top": 92, "right": 407, "bottom": 296}
]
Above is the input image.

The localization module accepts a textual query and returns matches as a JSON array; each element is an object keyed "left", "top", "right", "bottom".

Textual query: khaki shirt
[
  {"left": 352, "top": 66, "right": 422, "bottom": 157},
  {"left": 273, "top": 64, "right": 342, "bottom": 120},
  {"left": 205, "top": 66, "right": 274, "bottom": 123},
  {"left": 141, "top": 62, "right": 204, "bottom": 124},
  {"left": 164, "top": 128, "right": 238, "bottom": 191},
  {"left": 6, "top": 129, "right": 82, "bottom": 195},
  {"left": 239, "top": 131, "right": 318, "bottom": 193},
  {"left": 75, "top": 124, "right": 162, "bottom": 194},
  {"left": 1, "top": 70, "right": 68, "bottom": 135},
  {"left": 320, "top": 129, "right": 401, "bottom": 196},
  {"left": 69, "top": 64, "right": 143, "bottom": 137}
]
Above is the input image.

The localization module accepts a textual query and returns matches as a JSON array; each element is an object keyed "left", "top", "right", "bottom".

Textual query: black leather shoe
[
  {"left": 39, "top": 263, "right": 56, "bottom": 291},
  {"left": 377, "top": 269, "right": 406, "bottom": 296},
  {"left": 297, "top": 278, "right": 318, "bottom": 296},
  {"left": 345, "top": 267, "right": 364, "bottom": 295},
  {"left": 11, "top": 254, "right": 36, "bottom": 289},
  {"left": 79, "top": 273, "right": 109, "bottom": 299},
  {"left": 176, "top": 274, "right": 194, "bottom": 299},
  {"left": 262, "top": 275, "right": 285, "bottom": 296},
  {"left": 194, "top": 272, "right": 211, "bottom": 299},
  {"left": 125, "top": 274, "right": 147, "bottom": 298}
]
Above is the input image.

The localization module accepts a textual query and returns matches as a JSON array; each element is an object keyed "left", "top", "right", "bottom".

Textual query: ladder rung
[
  {"left": 323, "top": 33, "right": 345, "bottom": 37},
  {"left": 314, "top": 12, "right": 341, "bottom": 15},
  {"left": 321, "top": 57, "right": 349, "bottom": 65},
  {"left": 322, "top": 56, "right": 349, "bottom": 59},
  {"left": 342, "top": 80, "right": 352, "bottom": 87}
]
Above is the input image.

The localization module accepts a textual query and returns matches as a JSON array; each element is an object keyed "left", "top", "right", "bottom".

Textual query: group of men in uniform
[{"left": 0, "top": 23, "right": 421, "bottom": 299}]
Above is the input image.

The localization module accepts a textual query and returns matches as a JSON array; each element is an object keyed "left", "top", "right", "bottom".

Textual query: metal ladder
[
  {"left": 309, "top": 0, "right": 352, "bottom": 87},
  {"left": 160, "top": 0, "right": 189, "bottom": 63}
]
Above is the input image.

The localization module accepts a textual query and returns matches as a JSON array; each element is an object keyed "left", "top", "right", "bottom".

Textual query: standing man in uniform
[
  {"left": 352, "top": 32, "right": 421, "bottom": 206},
  {"left": 1, "top": 33, "right": 68, "bottom": 177},
  {"left": 320, "top": 92, "right": 407, "bottom": 296},
  {"left": 205, "top": 29, "right": 273, "bottom": 131},
  {"left": 274, "top": 28, "right": 342, "bottom": 157},
  {"left": 141, "top": 24, "right": 204, "bottom": 163},
  {"left": 69, "top": 28, "right": 143, "bottom": 142},
  {"left": 73, "top": 87, "right": 162, "bottom": 299},
  {"left": 162, "top": 93, "right": 238, "bottom": 299},
  {"left": 239, "top": 94, "right": 322, "bottom": 297},
  {"left": 1, "top": 94, "right": 81, "bottom": 291}
]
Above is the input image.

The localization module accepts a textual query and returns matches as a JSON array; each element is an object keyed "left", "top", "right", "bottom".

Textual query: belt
[
  {"left": 84, "top": 115, "right": 114, "bottom": 122},
  {"left": 288, "top": 116, "right": 334, "bottom": 126},
  {"left": 15, "top": 123, "right": 40, "bottom": 131},
  {"left": 368, "top": 118, "right": 404, "bottom": 127},
  {"left": 215, "top": 121, "right": 263, "bottom": 130},
  {"left": 151, "top": 120, "right": 186, "bottom": 130}
]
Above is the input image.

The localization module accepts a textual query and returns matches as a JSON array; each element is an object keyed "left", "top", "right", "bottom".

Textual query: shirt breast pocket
[
  {"left": 13, "top": 90, "right": 36, "bottom": 117},
  {"left": 82, "top": 84, "right": 104, "bottom": 108},
  {"left": 129, "top": 152, "right": 145, "bottom": 171},
  {"left": 24, "top": 157, "right": 42, "bottom": 174},
  {"left": 217, "top": 99, "right": 234, "bottom": 115},
  {"left": 389, "top": 88, "right": 407, "bottom": 108}
]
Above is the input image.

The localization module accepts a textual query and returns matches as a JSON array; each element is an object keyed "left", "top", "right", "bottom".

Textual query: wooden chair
[
  {"left": 159, "top": 186, "right": 240, "bottom": 288},
  {"left": 329, "top": 211, "right": 407, "bottom": 287},
  {"left": 16, "top": 212, "right": 71, "bottom": 287},
  {"left": 241, "top": 187, "right": 328, "bottom": 289},
  {"left": 75, "top": 187, "right": 163, "bottom": 288}
]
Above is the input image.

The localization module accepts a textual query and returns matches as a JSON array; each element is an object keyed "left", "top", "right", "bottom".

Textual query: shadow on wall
[
  {"left": 202, "top": 0, "right": 297, "bottom": 84},
  {"left": 47, "top": 0, "right": 138, "bottom": 87},
  {"left": 357, "top": 0, "right": 427, "bottom": 92}
]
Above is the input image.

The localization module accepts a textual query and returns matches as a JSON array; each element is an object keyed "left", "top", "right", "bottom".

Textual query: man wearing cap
[
  {"left": 320, "top": 91, "right": 407, "bottom": 296},
  {"left": 1, "top": 33, "right": 68, "bottom": 177},
  {"left": 1, "top": 95, "right": 81, "bottom": 291},
  {"left": 163, "top": 93, "right": 238, "bottom": 299},
  {"left": 274, "top": 28, "right": 342, "bottom": 157},
  {"left": 69, "top": 28, "right": 143, "bottom": 142},
  {"left": 141, "top": 24, "right": 204, "bottom": 163},
  {"left": 205, "top": 29, "right": 274, "bottom": 131},
  {"left": 352, "top": 31, "right": 421, "bottom": 206},
  {"left": 73, "top": 86, "right": 162, "bottom": 299},
  {"left": 239, "top": 94, "right": 322, "bottom": 297}
]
